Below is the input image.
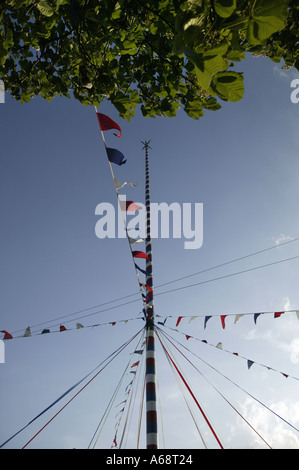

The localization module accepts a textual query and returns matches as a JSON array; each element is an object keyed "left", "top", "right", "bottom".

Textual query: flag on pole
[
  {"left": 1, "top": 330, "right": 12, "bottom": 340},
  {"left": 96, "top": 112, "right": 121, "bottom": 137},
  {"left": 107, "top": 147, "right": 127, "bottom": 166},
  {"left": 132, "top": 251, "right": 149, "bottom": 260},
  {"left": 120, "top": 200, "right": 142, "bottom": 211}
]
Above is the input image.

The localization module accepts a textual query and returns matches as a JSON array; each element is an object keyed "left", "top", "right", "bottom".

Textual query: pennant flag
[
  {"left": 131, "top": 361, "right": 139, "bottom": 368},
  {"left": 254, "top": 313, "right": 262, "bottom": 324},
  {"left": 188, "top": 316, "right": 197, "bottom": 324},
  {"left": 247, "top": 360, "right": 254, "bottom": 370},
  {"left": 216, "top": 342, "right": 223, "bottom": 349},
  {"left": 109, "top": 322, "right": 116, "bottom": 326},
  {"left": 106, "top": 147, "right": 126, "bottom": 165},
  {"left": 1, "top": 330, "right": 13, "bottom": 340},
  {"left": 60, "top": 325, "right": 67, "bottom": 332},
  {"left": 274, "top": 311, "right": 284, "bottom": 318},
  {"left": 113, "top": 178, "right": 137, "bottom": 189},
  {"left": 120, "top": 200, "right": 142, "bottom": 211},
  {"left": 186, "top": 335, "right": 191, "bottom": 340},
  {"left": 296, "top": 311, "right": 299, "bottom": 321},
  {"left": 132, "top": 251, "right": 149, "bottom": 260},
  {"left": 133, "top": 349, "right": 144, "bottom": 355},
  {"left": 158, "top": 318, "right": 167, "bottom": 326},
  {"left": 76, "top": 322, "right": 84, "bottom": 329},
  {"left": 234, "top": 314, "right": 244, "bottom": 324},
  {"left": 204, "top": 316, "right": 211, "bottom": 329},
  {"left": 135, "top": 263, "right": 149, "bottom": 275},
  {"left": 41, "top": 329, "right": 50, "bottom": 334},
  {"left": 96, "top": 112, "right": 121, "bottom": 137},
  {"left": 176, "top": 316, "right": 183, "bottom": 327},
  {"left": 23, "top": 326, "right": 31, "bottom": 337},
  {"left": 129, "top": 236, "right": 144, "bottom": 245},
  {"left": 220, "top": 315, "right": 227, "bottom": 329}
]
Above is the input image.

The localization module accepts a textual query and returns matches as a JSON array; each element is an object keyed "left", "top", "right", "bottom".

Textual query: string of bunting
[
  {"left": 156, "top": 309, "right": 299, "bottom": 330},
  {"left": 160, "top": 323, "right": 299, "bottom": 381},
  {"left": 95, "top": 109, "right": 151, "bottom": 316},
  {"left": 0, "top": 316, "right": 144, "bottom": 341},
  {"left": 111, "top": 342, "right": 145, "bottom": 449}
]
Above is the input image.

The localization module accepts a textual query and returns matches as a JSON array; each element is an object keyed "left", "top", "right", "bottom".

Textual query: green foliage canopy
[{"left": 0, "top": 0, "right": 298, "bottom": 119}]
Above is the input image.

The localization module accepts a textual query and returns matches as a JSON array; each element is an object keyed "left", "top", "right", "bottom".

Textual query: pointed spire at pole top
[{"left": 141, "top": 139, "right": 152, "bottom": 150}]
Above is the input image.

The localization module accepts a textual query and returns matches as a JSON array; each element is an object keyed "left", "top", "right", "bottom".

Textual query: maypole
[{"left": 142, "top": 139, "right": 158, "bottom": 449}]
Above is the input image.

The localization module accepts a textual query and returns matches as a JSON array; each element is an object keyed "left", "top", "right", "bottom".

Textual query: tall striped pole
[{"left": 142, "top": 139, "right": 158, "bottom": 449}]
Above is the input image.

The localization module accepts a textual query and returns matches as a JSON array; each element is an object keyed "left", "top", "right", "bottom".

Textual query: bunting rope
[
  {"left": 94, "top": 107, "right": 147, "bottom": 309},
  {"left": 159, "top": 321, "right": 299, "bottom": 381},
  {"left": 88, "top": 330, "right": 145, "bottom": 449},
  {"left": 1, "top": 316, "right": 144, "bottom": 342},
  {"left": 160, "top": 328, "right": 299, "bottom": 436},
  {"left": 157, "top": 326, "right": 272, "bottom": 449},
  {"left": 6, "top": 233, "right": 299, "bottom": 338},
  {"left": 0, "top": 327, "right": 143, "bottom": 449}
]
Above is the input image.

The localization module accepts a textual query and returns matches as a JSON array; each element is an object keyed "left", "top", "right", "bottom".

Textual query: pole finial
[{"left": 141, "top": 139, "right": 151, "bottom": 150}]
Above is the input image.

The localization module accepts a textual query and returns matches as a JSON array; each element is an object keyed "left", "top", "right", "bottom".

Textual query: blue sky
[{"left": 1, "top": 54, "right": 299, "bottom": 449}]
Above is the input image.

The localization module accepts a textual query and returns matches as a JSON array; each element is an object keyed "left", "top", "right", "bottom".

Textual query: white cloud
[
  {"left": 273, "top": 233, "right": 293, "bottom": 246},
  {"left": 229, "top": 398, "right": 299, "bottom": 449}
]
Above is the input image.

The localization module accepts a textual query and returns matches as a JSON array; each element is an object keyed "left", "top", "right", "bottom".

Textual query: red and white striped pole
[{"left": 142, "top": 139, "right": 158, "bottom": 449}]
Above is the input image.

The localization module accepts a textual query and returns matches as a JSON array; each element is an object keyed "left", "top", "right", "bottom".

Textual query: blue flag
[{"left": 106, "top": 147, "right": 127, "bottom": 166}]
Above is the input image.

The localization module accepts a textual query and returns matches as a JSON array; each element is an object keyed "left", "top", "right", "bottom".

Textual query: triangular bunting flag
[
  {"left": 274, "top": 311, "right": 284, "bottom": 318},
  {"left": 41, "top": 329, "right": 50, "bottom": 334},
  {"left": 131, "top": 361, "right": 140, "bottom": 368},
  {"left": 204, "top": 316, "right": 211, "bottom": 329},
  {"left": 220, "top": 315, "right": 227, "bottom": 329},
  {"left": 60, "top": 325, "right": 67, "bottom": 332},
  {"left": 216, "top": 342, "right": 222, "bottom": 349},
  {"left": 135, "top": 263, "right": 149, "bottom": 275},
  {"left": 234, "top": 314, "right": 244, "bottom": 324},
  {"left": 247, "top": 360, "right": 254, "bottom": 370},
  {"left": 129, "top": 237, "right": 144, "bottom": 245},
  {"left": 254, "top": 313, "right": 262, "bottom": 324},
  {"left": 96, "top": 112, "right": 121, "bottom": 137},
  {"left": 176, "top": 316, "right": 183, "bottom": 327},
  {"left": 76, "top": 322, "right": 84, "bottom": 329},
  {"left": 188, "top": 316, "right": 197, "bottom": 324},
  {"left": 1, "top": 330, "right": 13, "bottom": 340},
  {"left": 109, "top": 322, "right": 116, "bottom": 326},
  {"left": 23, "top": 326, "right": 31, "bottom": 337},
  {"left": 296, "top": 311, "right": 299, "bottom": 321},
  {"left": 186, "top": 335, "right": 191, "bottom": 340},
  {"left": 106, "top": 147, "right": 126, "bottom": 165},
  {"left": 113, "top": 178, "right": 137, "bottom": 189},
  {"left": 120, "top": 200, "right": 142, "bottom": 211},
  {"left": 134, "top": 350, "right": 144, "bottom": 355}
]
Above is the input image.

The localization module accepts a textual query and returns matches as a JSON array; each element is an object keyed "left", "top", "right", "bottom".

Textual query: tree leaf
[
  {"left": 210, "top": 71, "right": 244, "bottom": 102},
  {"left": 214, "top": 0, "right": 237, "bottom": 18},
  {"left": 247, "top": 0, "right": 289, "bottom": 45},
  {"left": 37, "top": 1, "right": 55, "bottom": 17}
]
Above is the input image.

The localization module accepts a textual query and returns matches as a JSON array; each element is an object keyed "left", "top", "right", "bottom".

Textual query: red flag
[
  {"left": 120, "top": 201, "right": 142, "bottom": 211},
  {"left": 96, "top": 112, "right": 121, "bottom": 137},
  {"left": 60, "top": 325, "right": 67, "bottom": 332},
  {"left": 131, "top": 361, "right": 139, "bottom": 368},
  {"left": 132, "top": 251, "right": 149, "bottom": 260},
  {"left": 1, "top": 330, "right": 13, "bottom": 340},
  {"left": 274, "top": 311, "right": 284, "bottom": 318},
  {"left": 186, "top": 335, "right": 191, "bottom": 340},
  {"left": 109, "top": 322, "right": 116, "bottom": 326},
  {"left": 220, "top": 315, "right": 227, "bottom": 329},
  {"left": 176, "top": 316, "right": 183, "bottom": 327}
]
